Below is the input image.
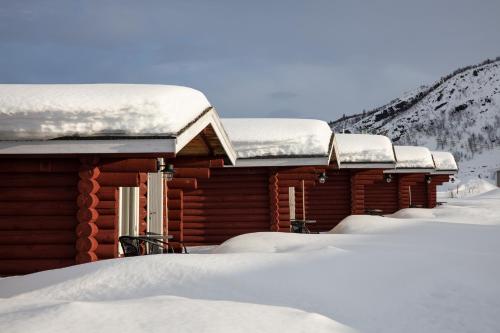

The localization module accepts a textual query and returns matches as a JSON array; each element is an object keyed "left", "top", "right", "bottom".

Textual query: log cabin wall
[
  {"left": 93, "top": 158, "right": 157, "bottom": 260},
  {"left": 410, "top": 180, "right": 427, "bottom": 208},
  {"left": 350, "top": 169, "right": 385, "bottom": 215},
  {"left": 176, "top": 165, "right": 320, "bottom": 245},
  {"left": 0, "top": 157, "right": 157, "bottom": 276},
  {"left": 306, "top": 169, "right": 351, "bottom": 232},
  {"left": 398, "top": 174, "right": 428, "bottom": 209},
  {"left": 0, "top": 158, "right": 80, "bottom": 275},
  {"left": 181, "top": 167, "right": 270, "bottom": 245},
  {"left": 364, "top": 179, "right": 399, "bottom": 214},
  {"left": 426, "top": 174, "right": 452, "bottom": 208},
  {"left": 279, "top": 167, "right": 320, "bottom": 232}
]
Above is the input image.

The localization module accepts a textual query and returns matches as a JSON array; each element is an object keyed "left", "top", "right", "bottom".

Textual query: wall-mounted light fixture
[
  {"left": 450, "top": 175, "right": 455, "bottom": 183},
  {"left": 157, "top": 158, "right": 175, "bottom": 181},
  {"left": 385, "top": 174, "right": 393, "bottom": 183},
  {"left": 425, "top": 175, "right": 432, "bottom": 184},
  {"left": 318, "top": 171, "right": 327, "bottom": 184}
]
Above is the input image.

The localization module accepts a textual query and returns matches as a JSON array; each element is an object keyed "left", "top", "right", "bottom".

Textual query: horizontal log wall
[
  {"left": 182, "top": 168, "right": 271, "bottom": 245},
  {"left": 398, "top": 174, "right": 427, "bottom": 209},
  {"left": 306, "top": 170, "right": 351, "bottom": 232},
  {"left": 0, "top": 157, "right": 158, "bottom": 276},
  {"left": 0, "top": 158, "right": 79, "bottom": 275},
  {"left": 94, "top": 158, "right": 156, "bottom": 259},
  {"left": 427, "top": 174, "right": 452, "bottom": 208},
  {"left": 364, "top": 180, "right": 399, "bottom": 214}
]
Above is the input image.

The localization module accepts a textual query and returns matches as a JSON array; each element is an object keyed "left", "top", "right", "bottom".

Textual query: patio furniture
[
  {"left": 290, "top": 219, "right": 317, "bottom": 234},
  {"left": 144, "top": 232, "right": 188, "bottom": 254},
  {"left": 365, "top": 208, "right": 384, "bottom": 216},
  {"left": 119, "top": 234, "right": 188, "bottom": 257}
]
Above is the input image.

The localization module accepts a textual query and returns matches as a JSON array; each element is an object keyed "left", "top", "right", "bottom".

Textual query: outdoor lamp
[
  {"left": 425, "top": 175, "right": 432, "bottom": 184},
  {"left": 318, "top": 172, "right": 327, "bottom": 184},
  {"left": 450, "top": 175, "right": 455, "bottom": 183},
  {"left": 385, "top": 174, "right": 393, "bottom": 183},
  {"left": 157, "top": 158, "right": 175, "bottom": 181}
]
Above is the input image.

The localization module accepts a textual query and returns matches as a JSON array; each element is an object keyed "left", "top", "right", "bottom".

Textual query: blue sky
[{"left": 1, "top": 0, "right": 500, "bottom": 120}]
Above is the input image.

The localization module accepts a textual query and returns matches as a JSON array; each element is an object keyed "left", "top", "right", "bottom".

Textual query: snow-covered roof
[
  {"left": 431, "top": 151, "right": 458, "bottom": 173},
  {"left": 0, "top": 84, "right": 236, "bottom": 161},
  {"left": 222, "top": 118, "right": 333, "bottom": 167},
  {"left": 0, "top": 84, "right": 210, "bottom": 139},
  {"left": 333, "top": 133, "right": 396, "bottom": 168},
  {"left": 392, "top": 145, "right": 435, "bottom": 171}
]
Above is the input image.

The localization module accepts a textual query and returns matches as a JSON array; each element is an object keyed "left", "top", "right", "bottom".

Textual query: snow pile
[
  {"left": 431, "top": 151, "right": 458, "bottom": 171},
  {"left": 2, "top": 191, "right": 500, "bottom": 332},
  {"left": 394, "top": 145, "right": 435, "bottom": 169},
  {"left": 0, "top": 84, "right": 211, "bottom": 140},
  {"left": 438, "top": 177, "right": 497, "bottom": 199},
  {"left": 334, "top": 133, "right": 395, "bottom": 163},
  {"left": 221, "top": 118, "right": 332, "bottom": 158},
  {"left": 0, "top": 296, "right": 346, "bottom": 333}
]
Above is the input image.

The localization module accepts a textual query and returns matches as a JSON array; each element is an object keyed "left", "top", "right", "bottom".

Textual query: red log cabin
[
  {"left": 428, "top": 151, "right": 459, "bottom": 206},
  {"left": 0, "top": 84, "right": 459, "bottom": 275},
  {"left": 305, "top": 133, "right": 397, "bottom": 232},
  {"left": 0, "top": 84, "right": 237, "bottom": 275},
  {"left": 176, "top": 118, "right": 335, "bottom": 245},
  {"left": 365, "top": 145, "right": 437, "bottom": 214}
]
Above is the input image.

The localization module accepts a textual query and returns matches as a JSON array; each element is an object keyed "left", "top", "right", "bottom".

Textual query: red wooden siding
[
  {"left": 94, "top": 158, "right": 156, "bottom": 260},
  {"left": 306, "top": 169, "right": 351, "bottom": 232},
  {"left": 427, "top": 174, "right": 453, "bottom": 208},
  {"left": 0, "top": 159, "right": 80, "bottom": 275},
  {"left": 182, "top": 168, "right": 271, "bottom": 245},
  {"left": 364, "top": 180, "right": 399, "bottom": 214}
]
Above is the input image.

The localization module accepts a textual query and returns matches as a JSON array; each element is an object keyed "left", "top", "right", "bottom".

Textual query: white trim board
[
  {"left": 384, "top": 168, "right": 435, "bottom": 174},
  {"left": 0, "top": 138, "right": 176, "bottom": 155},
  {"left": 338, "top": 162, "right": 396, "bottom": 169},
  {"left": 230, "top": 156, "right": 330, "bottom": 167},
  {"left": 430, "top": 170, "right": 458, "bottom": 175},
  {"left": 175, "top": 108, "right": 236, "bottom": 165}
]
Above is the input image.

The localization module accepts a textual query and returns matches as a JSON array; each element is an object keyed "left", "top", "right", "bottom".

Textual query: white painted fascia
[
  {"left": 338, "top": 162, "right": 396, "bottom": 169},
  {"left": 383, "top": 168, "right": 436, "bottom": 174},
  {"left": 0, "top": 138, "right": 176, "bottom": 155},
  {"left": 430, "top": 170, "right": 458, "bottom": 175},
  {"left": 230, "top": 155, "right": 331, "bottom": 168}
]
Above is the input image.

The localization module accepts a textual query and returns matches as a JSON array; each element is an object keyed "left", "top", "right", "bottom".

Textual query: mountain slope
[{"left": 330, "top": 57, "right": 500, "bottom": 182}]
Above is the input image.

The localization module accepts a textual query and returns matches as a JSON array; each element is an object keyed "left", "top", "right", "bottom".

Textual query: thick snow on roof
[
  {"left": 0, "top": 84, "right": 211, "bottom": 140},
  {"left": 334, "top": 133, "right": 395, "bottom": 163},
  {"left": 221, "top": 118, "right": 332, "bottom": 158},
  {"left": 394, "top": 145, "right": 435, "bottom": 169},
  {"left": 432, "top": 151, "right": 458, "bottom": 171}
]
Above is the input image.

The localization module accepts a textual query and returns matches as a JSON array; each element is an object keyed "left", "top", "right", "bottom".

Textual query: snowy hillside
[{"left": 330, "top": 57, "right": 500, "bottom": 182}]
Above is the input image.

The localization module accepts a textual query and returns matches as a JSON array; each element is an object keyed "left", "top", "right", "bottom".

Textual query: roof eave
[
  {"left": 338, "top": 162, "right": 396, "bottom": 169},
  {"left": 384, "top": 167, "right": 436, "bottom": 174},
  {"left": 230, "top": 155, "right": 330, "bottom": 168},
  {"left": 172, "top": 107, "right": 236, "bottom": 165}
]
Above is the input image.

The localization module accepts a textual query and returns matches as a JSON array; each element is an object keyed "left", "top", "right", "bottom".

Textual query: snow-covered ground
[{"left": 1, "top": 190, "right": 500, "bottom": 332}]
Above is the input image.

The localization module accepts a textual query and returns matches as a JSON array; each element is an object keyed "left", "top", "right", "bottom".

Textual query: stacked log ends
[
  {"left": 76, "top": 158, "right": 100, "bottom": 264},
  {"left": 269, "top": 170, "right": 280, "bottom": 232}
]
